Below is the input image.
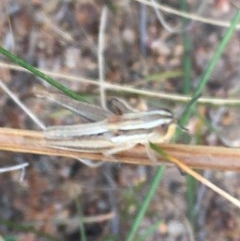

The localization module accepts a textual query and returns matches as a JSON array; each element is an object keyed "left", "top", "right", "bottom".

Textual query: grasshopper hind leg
[{"left": 145, "top": 143, "right": 159, "bottom": 164}]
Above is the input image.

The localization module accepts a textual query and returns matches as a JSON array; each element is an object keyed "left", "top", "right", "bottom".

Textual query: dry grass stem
[
  {"left": 165, "top": 153, "right": 240, "bottom": 208},
  {"left": 135, "top": 0, "right": 240, "bottom": 29},
  {"left": 1, "top": 62, "right": 240, "bottom": 106},
  {"left": 0, "top": 127, "right": 240, "bottom": 171}
]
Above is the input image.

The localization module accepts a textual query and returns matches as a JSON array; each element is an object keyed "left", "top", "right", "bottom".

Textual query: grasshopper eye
[
  {"left": 161, "top": 123, "right": 169, "bottom": 131},
  {"left": 107, "top": 97, "right": 137, "bottom": 115},
  {"left": 155, "top": 123, "right": 169, "bottom": 134}
]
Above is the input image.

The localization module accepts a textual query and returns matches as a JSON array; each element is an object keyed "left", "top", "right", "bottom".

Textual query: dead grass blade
[
  {"left": 0, "top": 127, "right": 240, "bottom": 170},
  {"left": 151, "top": 145, "right": 240, "bottom": 209}
]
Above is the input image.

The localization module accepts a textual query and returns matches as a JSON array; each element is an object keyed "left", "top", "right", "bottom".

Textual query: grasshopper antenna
[{"left": 177, "top": 93, "right": 202, "bottom": 131}]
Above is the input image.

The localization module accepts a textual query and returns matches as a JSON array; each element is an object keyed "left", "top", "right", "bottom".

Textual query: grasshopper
[{"left": 40, "top": 92, "right": 177, "bottom": 166}]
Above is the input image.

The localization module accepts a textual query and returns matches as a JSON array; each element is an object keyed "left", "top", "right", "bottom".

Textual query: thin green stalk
[
  {"left": 180, "top": 0, "right": 196, "bottom": 226},
  {"left": 180, "top": 0, "right": 192, "bottom": 94},
  {"left": 125, "top": 165, "right": 166, "bottom": 241},
  {"left": 179, "top": 10, "right": 240, "bottom": 126},
  {"left": 0, "top": 46, "right": 86, "bottom": 102},
  {"left": 186, "top": 175, "right": 197, "bottom": 223},
  {"left": 144, "top": 8, "right": 240, "bottom": 239},
  {"left": 75, "top": 197, "right": 87, "bottom": 241}
]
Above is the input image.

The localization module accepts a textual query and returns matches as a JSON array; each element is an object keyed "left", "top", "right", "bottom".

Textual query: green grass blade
[
  {"left": 125, "top": 165, "right": 166, "bottom": 241},
  {"left": 180, "top": 0, "right": 197, "bottom": 226},
  {"left": 179, "top": 10, "right": 240, "bottom": 126},
  {"left": 180, "top": 0, "right": 192, "bottom": 94},
  {"left": 75, "top": 197, "right": 87, "bottom": 241},
  {"left": 186, "top": 175, "right": 197, "bottom": 223},
  {"left": 0, "top": 46, "right": 86, "bottom": 102}
]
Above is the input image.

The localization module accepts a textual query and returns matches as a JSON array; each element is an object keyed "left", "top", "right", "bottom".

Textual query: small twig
[
  {"left": 0, "top": 162, "right": 29, "bottom": 181},
  {"left": 156, "top": 148, "right": 240, "bottom": 209},
  {"left": 0, "top": 78, "right": 46, "bottom": 130},
  {"left": 0, "top": 162, "right": 28, "bottom": 173},
  {"left": 98, "top": 6, "right": 108, "bottom": 109},
  {"left": 39, "top": 11, "right": 74, "bottom": 42},
  {"left": 139, "top": 3, "right": 148, "bottom": 56},
  {"left": 1, "top": 62, "right": 240, "bottom": 106},
  {"left": 135, "top": 0, "right": 240, "bottom": 29},
  {"left": 151, "top": 0, "right": 209, "bottom": 33},
  {"left": 150, "top": 0, "right": 183, "bottom": 33}
]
